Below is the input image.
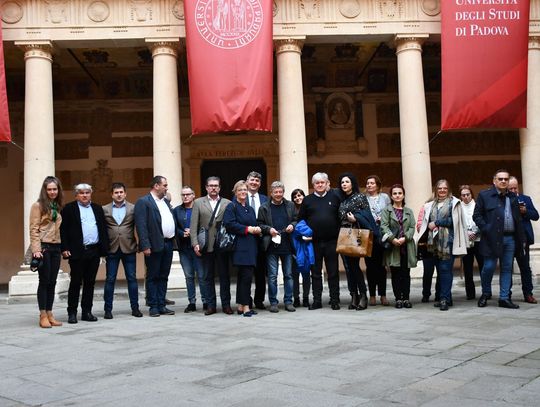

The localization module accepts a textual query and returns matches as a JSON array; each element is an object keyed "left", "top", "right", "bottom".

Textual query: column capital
[
  {"left": 146, "top": 39, "right": 181, "bottom": 58},
  {"left": 530, "top": 36, "right": 540, "bottom": 50},
  {"left": 274, "top": 38, "right": 305, "bottom": 55},
  {"left": 394, "top": 34, "right": 429, "bottom": 55},
  {"left": 15, "top": 41, "right": 53, "bottom": 62}
]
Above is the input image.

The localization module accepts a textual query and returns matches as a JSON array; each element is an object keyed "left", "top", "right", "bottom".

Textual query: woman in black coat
[{"left": 223, "top": 180, "right": 262, "bottom": 317}]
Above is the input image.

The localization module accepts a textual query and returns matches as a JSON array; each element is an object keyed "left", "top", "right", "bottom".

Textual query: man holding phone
[{"left": 508, "top": 176, "right": 539, "bottom": 304}]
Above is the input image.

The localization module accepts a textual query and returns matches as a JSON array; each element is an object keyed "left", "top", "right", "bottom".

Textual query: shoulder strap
[{"left": 208, "top": 198, "right": 222, "bottom": 228}]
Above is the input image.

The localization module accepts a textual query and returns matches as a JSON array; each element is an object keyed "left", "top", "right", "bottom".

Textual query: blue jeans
[
  {"left": 481, "top": 235, "right": 515, "bottom": 300},
  {"left": 104, "top": 251, "right": 139, "bottom": 311},
  {"left": 267, "top": 253, "right": 293, "bottom": 305},
  {"left": 179, "top": 248, "right": 207, "bottom": 305},
  {"left": 144, "top": 240, "right": 174, "bottom": 313},
  {"left": 435, "top": 256, "right": 455, "bottom": 302}
]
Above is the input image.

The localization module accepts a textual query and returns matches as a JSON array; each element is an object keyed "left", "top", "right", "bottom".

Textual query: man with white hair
[
  {"left": 61, "top": 183, "right": 109, "bottom": 324},
  {"left": 298, "top": 172, "right": 342, "bottom": 310}
]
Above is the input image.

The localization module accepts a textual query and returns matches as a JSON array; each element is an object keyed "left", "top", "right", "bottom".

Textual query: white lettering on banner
[
  {"left": 452, "top": 0, "right": 523, "bottom": 37},
  {"left": 195, "top": 0, "right": 264, "bottom": 49}
]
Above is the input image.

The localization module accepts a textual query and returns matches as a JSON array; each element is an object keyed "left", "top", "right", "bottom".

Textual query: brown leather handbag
[{"left": 336, "top": 227, "right": 373, "bottom": 257}]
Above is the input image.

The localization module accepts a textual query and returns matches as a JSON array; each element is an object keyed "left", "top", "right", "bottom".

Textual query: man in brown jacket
[{"left": 102, "top": 182, "right": 142, "bottom": 318}]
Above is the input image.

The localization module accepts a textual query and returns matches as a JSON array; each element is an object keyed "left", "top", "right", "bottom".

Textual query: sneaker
[
  {"left": 403, "top": 300, "right": 412, "bottom": 309},
  {"left": 524, "top": 295, "right": 537, "bottom": 304},
  {"left": 285, "top": 304, "right": 296, "bottom": 312},
  {"left": 269, "top": 305, "right": 279, "bottom": 313},
  {"left": 159, "top": 307, "right": 175, "bottom": 315},
  {"left": 395, "top": 300, "right": 403, "bottom": 309}
]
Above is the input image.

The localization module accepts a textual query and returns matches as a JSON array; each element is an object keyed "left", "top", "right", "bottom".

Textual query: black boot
[
  {"left": 357, "top": 292, "right": 368, "bottom": 310},
  {"left": 349, "top": 293, "right": 358, "bottom": 310}
]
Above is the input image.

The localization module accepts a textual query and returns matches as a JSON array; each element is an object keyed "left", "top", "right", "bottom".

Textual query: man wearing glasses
[
  {"left": 473, "top": 169, "right": 526, "bottom": 309},
  {"left": 173, "top": 186, "right": 208, "bottom": 313},
  {"left": 190, "top": 177, "right": 232, "bottom": 315}
]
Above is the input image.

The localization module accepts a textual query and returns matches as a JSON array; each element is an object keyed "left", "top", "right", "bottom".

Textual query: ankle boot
[
  {"left": 39, "top": 311, "right": 52, "bottom": 329},
  {"left": 47, "top": 311, "right": 63, "bottom": 327},
  {"left": 357, "top": 293, "right": 368, "bottom": 310},
  {"left": 349, "top": 293, "right": 358, "bottom": 310}
]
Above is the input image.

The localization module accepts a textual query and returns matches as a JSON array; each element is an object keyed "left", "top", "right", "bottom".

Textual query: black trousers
[
  {"left": 202, "top": 251, "right": 231, "bottom": 308},
  {"left": 292, "top": 262, "right": 310, "bottom": 301},
  {"left": 365, "top": 245, "right": 387, "bottom": 296},
  {"left": 390, "top": 252, "right": 411, "bottom": 300},
  {"left": 253, "top": 248, "right": 267, "bottom": 304},
  {"left": 236, "top": 265, "right": 254, "bottom": 306},
  {"left": 312, "top": 239, "right": 340, "bottom": 304},
  {"left": 341, "top": 254, "right": 367, "bottom": 296},
  {"left": 462, "top": 245, "right": 483, "bottom": 299},
  {"left": 37, "top": 244, "right": 61, "bottom": 310},
  {"left": 67, "top": 246, "right": 100, "bottom": 314}
]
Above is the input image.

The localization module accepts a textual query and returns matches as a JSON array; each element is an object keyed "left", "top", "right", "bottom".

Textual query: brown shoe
[
  {"left": 204, "top": 307, "right": 217, "bottom": 316},
  {"left": 525, "top": 295, "right": 538, "bottom": 304},
  {"left": 39, "top": 312, "right": 52, "bottom": 329},
  {"left": 47, "top": 311, "right": 63, "bottom": 327},
  {"left": 380, "top": 296, "right": 390, "bottom": 306},
  {"left": 223, "top": 306, "right": 233, "bottom": 315},
  {"left": 369, "top": 296, "right": 377, "bottom": 306}
]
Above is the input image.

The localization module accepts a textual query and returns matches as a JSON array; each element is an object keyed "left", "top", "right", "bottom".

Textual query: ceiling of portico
[{"left": 3, "top": 40, "right": 441, "bottom": 103}]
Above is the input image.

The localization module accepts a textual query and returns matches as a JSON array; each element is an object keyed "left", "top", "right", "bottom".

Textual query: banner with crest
[{"left": 184, "top": 0, "right": 273, "bottom": 134}]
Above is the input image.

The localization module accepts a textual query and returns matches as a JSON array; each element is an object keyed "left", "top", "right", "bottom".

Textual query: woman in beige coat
[{"left": 30, "top": 176, "right": 64, "bottom": 328}]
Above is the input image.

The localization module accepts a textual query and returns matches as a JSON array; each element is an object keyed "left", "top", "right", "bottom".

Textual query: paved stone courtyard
[{"left": 1, "top": 279, "right": 539, "bottom": 407}]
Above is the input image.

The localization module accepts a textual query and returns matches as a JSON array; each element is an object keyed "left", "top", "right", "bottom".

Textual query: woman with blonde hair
[{"left": 29, "top": 176, "right": 64, "bottom": 328}]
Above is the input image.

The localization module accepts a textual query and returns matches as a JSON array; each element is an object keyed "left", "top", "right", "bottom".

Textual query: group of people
[{"left": 29, "top": 168, "right": 538, "bottom": 327}]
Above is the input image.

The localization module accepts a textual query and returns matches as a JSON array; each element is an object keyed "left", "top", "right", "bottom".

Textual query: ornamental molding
[
  {"left": 16, "top": 41, "right": 54, "bottom": 61},
  {"left": 1, "top": 0, "right": 539, "bottom": 42},
  {"left": 530, "top": 36, "right": 540, "bottom": 50},
  {"left": 148, "top": 40, "right": 179, "bottom": 58},
  {"left": 275, "top": 38, "right": 304, "bottom": 54}
]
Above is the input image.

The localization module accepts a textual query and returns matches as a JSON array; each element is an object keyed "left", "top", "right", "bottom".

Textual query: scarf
[
  {"left": 338, "top": 192, "right": 369, "bottom": 223},
  {"left": 51, "top": 201, "right": 58, "bottom": 222},
  {"left": 427, "top": 198, "right": 452, "bottom": 260}
]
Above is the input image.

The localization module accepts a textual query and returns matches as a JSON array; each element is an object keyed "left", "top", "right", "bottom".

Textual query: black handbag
[
  {"left": 416, "top": 229, "right": 430, "bottom": 260},
  {"left": 215, "top": 222, "right": 236, "bottom": 252}
]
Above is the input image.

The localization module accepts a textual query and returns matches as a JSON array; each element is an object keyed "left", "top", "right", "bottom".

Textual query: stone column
[
  {"left": 9, "top": 42, "right": 69, "bottom": 299},
  {"left": 395, "top": 35, "right": 432, "bottom": 220},
  {"left": 519, "top": 36, "right": 540, "bottom": 275},
  {"left": 148, "top": 39, "right": 183, "bottom": 206},
  {"left": 148, "top": 39, "right": 185, "bottom": 290},
  {"left": 275, "top": 38, "right": 309, "bottom": 194}
]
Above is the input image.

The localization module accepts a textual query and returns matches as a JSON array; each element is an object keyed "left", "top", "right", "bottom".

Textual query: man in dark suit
[
  {"left": 473, "top": 169, "right": 527, "bottom": 309},
  {"left": 509, "top": 176, "right": 539, "bottom": 304},
  {"left": 61, "top": 183, "right": 109, "bottom": 324},
  {"left": 246, "top": 171, "right": 268, "bottom": 309},
  {"left": 190, "top": 176, "right": 231, "bottom": 315},
  {"left": 102, "top": 182, "right": 142, "bottom": 319},
  {"left": 134, "top": 176, "right": 176, "bottom": 317}
]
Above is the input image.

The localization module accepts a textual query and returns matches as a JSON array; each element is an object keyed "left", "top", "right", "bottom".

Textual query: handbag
[
  {"left": 416, "top": 229, "right": 430, "bottom": 260},
  {"left": 24, "top": 221, "right": 55, "bottom": 265},
  {"left": 197, "top": 198, "right": 221, "bottom": 253},
  {"left": 336, "top": 226, "right": 373, "bottom": 257},
  {"left": 215, "top": 222, "right": 236, "bottom": 252}
]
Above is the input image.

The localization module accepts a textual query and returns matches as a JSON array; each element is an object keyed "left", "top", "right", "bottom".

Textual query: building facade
[{"left": 1, "top": 0, "right": 540, "bottom": 286}]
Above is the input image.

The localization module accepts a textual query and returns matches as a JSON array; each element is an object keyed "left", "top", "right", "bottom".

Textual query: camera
[{"left": 30, "top": 257, "right": 43, "bottom": 272}]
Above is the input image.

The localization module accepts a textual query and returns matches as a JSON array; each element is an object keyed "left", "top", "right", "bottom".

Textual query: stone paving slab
[{"left": 1, "top": 280, "right": 539, "bottom": 406}]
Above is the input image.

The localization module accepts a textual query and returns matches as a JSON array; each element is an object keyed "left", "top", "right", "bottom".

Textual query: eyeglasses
[
  {"left": 181, "top": 193, "right": 193, "bottom": 196},
  {"left": 496, "top": 177, "right": 509, "bottom": 181},
  {"left": 207, "top": 185, "right": 220, "bottom": 188}
]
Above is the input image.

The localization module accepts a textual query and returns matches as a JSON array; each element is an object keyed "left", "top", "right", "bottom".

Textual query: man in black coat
[
  {"left": 298, "top": 172, "right": 342, "bottom": 310},
  {"left": 134, "top": 176, "right": 176, "bottom": 317},
  {"left": 61, "top": 183, "right": 109, "bottom": 323},
  {"left": 473, "top": 169, "right": 526, "bottom": 309}
]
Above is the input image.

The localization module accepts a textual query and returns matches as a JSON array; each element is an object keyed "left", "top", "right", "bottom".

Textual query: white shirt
[
  {"left": 249, "top": 192, "right": 262, "bottom": 215},
  {"left": 152, "top": 193, "right": 175, "bottom": 239},
  {"left": 208, "top": 195, "right": 221, "bottom": 211}
]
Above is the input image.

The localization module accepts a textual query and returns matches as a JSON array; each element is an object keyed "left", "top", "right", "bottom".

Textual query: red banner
[
  {"left": 184, "top": 0, "right": 273, "bottom": 134},
  {"left": 0, "top": 21, "right": 11, "bottom": 142},
  {"left": 441, "top": 0, "right": 530, "bottom": 130}
]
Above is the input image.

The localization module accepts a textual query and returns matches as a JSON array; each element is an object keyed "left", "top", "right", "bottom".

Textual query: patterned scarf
[
  {"left": 427, "top": 198, "right": 452, "bottom": 260},
  {"left": 51, "top": 201, "right": 58, "bottom": 222},
  {"left": 338, "top": 192, "right": 369, "bottom": 222}
]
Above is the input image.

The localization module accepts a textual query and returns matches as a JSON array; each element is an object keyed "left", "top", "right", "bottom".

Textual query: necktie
[{"left": 250, "top": 195, "right": 256, "bottom": 210}]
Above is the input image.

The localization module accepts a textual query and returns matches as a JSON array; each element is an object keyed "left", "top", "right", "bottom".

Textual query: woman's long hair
[
  {"left": 37, "top": 176, "right": 64, "bottom": 214},
  {"left": 428, "top": 179, "right": 452, "bottom": 202},
  {"left": 337, "top": 172, "right": 360, "bottom": 200}
]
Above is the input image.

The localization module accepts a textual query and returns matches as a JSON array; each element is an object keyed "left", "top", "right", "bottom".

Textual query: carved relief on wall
[
  {"left": 298, "top": 0, "right": 320, "bottom": 20},
  {"left": 172, "top": 0, "right": 184, "bottom": 20},
  {"left": 325, "top": 92, "right": 354, "bottom": 129},
  {"left": 1, "top": 1, "right": 23, "bottom": 24},
  {"left": 44, "top": 0, "right": 68, "bottom": 24},
  {"left": 273, "top": 0, "right": 278, "bottom": 17},
  {"left": 130, "top": 0, "right": 152, "bottom": 22},
  {"left": 339, "top": 0, "right": 361, "bottom": 19},
  {"left": 421, "top": 0, "right": 440, "bottom": 17},
  {"left": 88, "top": 1, "right": 110, "bottom": 23},
  {"left": 377, "top": 0, "right": 404, "bottom": 20}
]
